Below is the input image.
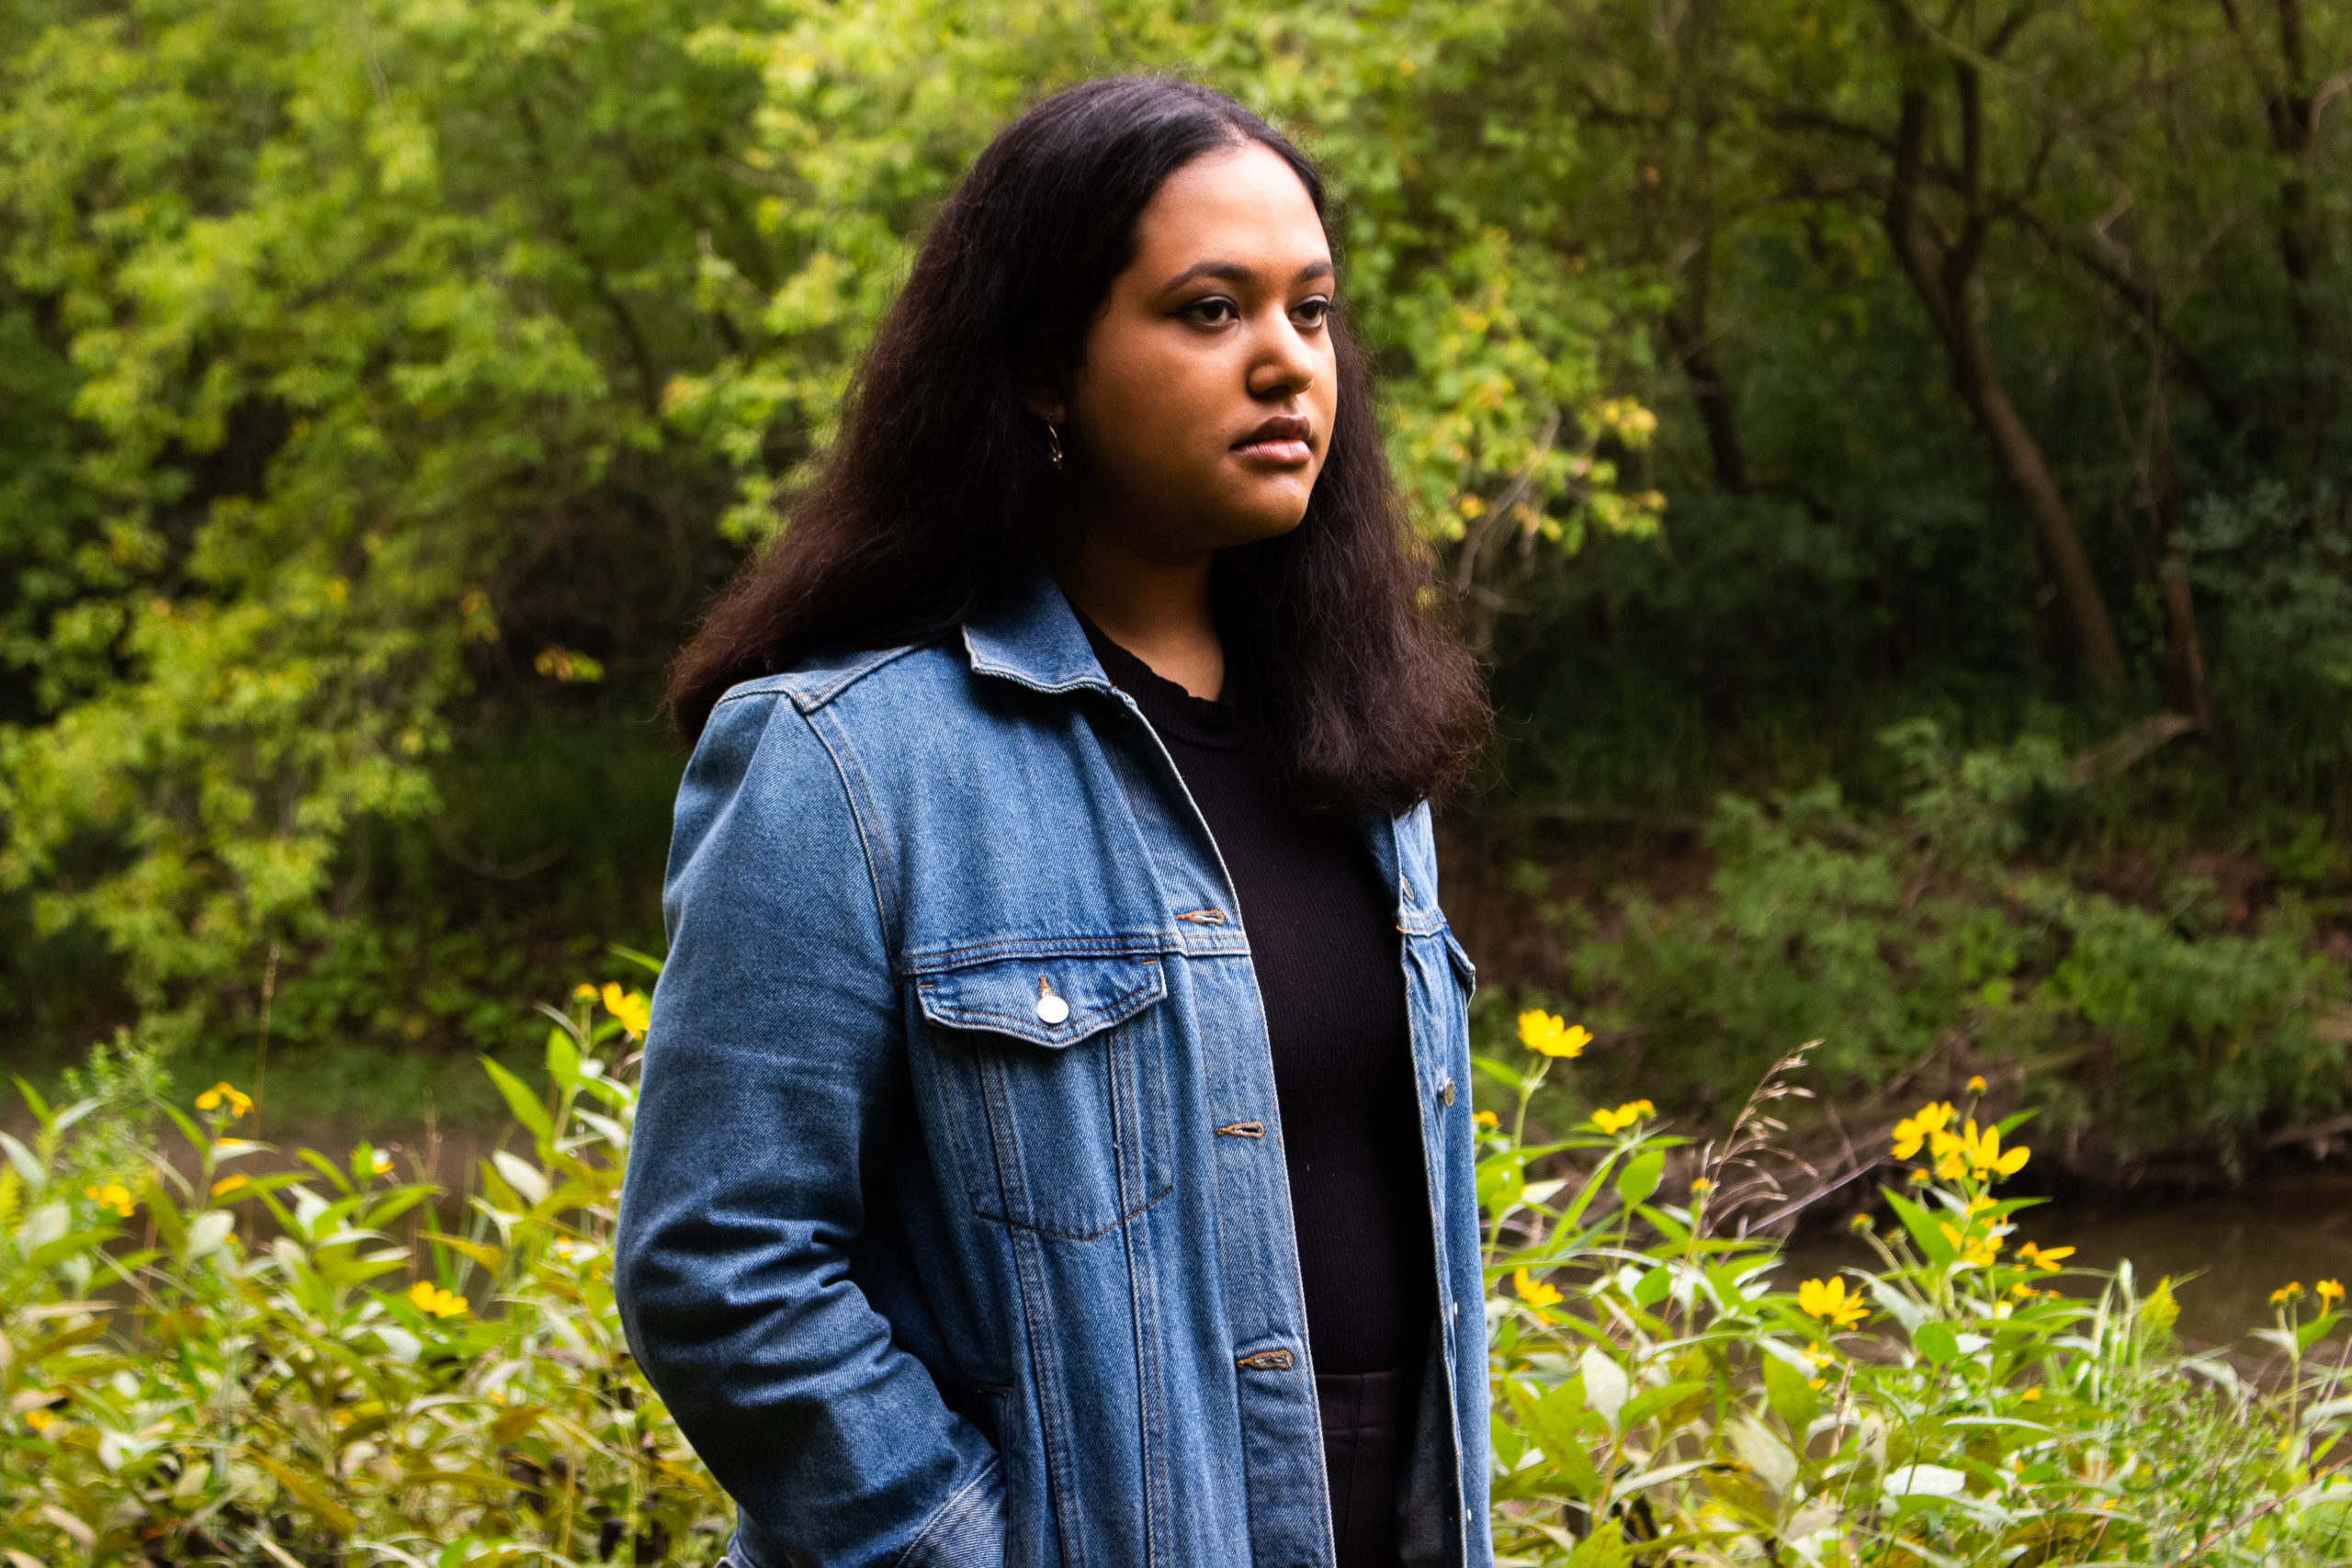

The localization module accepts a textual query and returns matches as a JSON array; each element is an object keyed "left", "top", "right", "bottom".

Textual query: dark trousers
[{"left": 1317, "top": 1364, "right": 1417, "bottom": 1568}]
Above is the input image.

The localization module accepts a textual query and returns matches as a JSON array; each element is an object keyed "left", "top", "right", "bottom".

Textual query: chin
[
  {"left": 1207, "top": 482, "right": 1316, "bottom": 546},
  {"left": 1211, "top": 506, "right": 1311, "bottom": 548}
]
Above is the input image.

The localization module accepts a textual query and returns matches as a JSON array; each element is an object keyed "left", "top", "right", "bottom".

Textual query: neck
[{"left": 1056, "top": 526, "right": 1225, "bottom": 700}]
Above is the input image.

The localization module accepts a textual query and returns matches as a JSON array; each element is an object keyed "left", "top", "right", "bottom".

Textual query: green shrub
[
  {"left": 1481, "top": 1017, "right": 2352, "bottom": 1564},
  {"left": 10, "top": 980, "right": 2352, "bottom": 1563},
  {"left": 0, "top": 976, "right": 729, "bottom": 1563},
  {"left": 1565, "top": 723, "right": 2346, "bottom": 1158}
]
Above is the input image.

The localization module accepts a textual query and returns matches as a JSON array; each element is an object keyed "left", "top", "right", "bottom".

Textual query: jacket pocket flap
[
  {"left": 914, "top": 953, "right": 1167, "bottom": 1047},
  {"left": 1442, "top": 928, "right": 1477, "bottom": 995}
]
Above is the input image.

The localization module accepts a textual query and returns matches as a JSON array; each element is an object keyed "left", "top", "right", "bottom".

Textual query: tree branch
[{"left": 2007, "top": 205, "right": 2247, "bottom": 431}]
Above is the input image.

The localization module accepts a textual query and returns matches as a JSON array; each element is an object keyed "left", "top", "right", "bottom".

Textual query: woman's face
[{"left": 1044, "top": 141, "right": 1340, "bottom": 558}]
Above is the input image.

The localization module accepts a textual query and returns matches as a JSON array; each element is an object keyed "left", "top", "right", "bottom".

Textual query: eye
[
  {"left": 1179, "top": 296, "right": 1239, "bottom": 324},
  {"left": 1292, "top": 296, "right": 1332, "bottom": 329}
]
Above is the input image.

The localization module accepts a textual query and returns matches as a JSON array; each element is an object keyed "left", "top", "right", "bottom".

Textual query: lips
[{"left": 1230, "top": 414, "right": 1315, "bottom": 466}]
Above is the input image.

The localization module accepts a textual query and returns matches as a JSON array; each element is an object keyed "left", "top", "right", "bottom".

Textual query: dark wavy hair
[{"left": 668, "top": 74, "right": 1487, "bottom": 814}]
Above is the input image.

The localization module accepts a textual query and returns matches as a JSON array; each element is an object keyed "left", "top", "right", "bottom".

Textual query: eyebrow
[{"left": 1158, "top": 257, "right": 1336, "bottom": 293}]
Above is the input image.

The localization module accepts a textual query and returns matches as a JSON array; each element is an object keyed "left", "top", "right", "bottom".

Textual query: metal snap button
[
  {"left": 1439, "top": 1077, "right": 1456, "bottom": 1106},
  {"left": 1035, "top": 979, "right": 1069, "bottom": 1025}
]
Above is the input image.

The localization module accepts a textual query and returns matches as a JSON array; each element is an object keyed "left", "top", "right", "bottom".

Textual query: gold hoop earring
[{"left": 1046, "top": 423, "right": 1064, "bottom": 471}]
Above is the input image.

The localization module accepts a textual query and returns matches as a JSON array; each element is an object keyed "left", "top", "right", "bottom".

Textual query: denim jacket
[{"left": 616, "top": 576, "right": 1491, "bottom": 1568}]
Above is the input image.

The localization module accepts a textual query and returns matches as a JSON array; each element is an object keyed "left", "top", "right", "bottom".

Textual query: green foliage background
[{"left": 2, "top": 0, "right": 2346, "bottom": 1159}]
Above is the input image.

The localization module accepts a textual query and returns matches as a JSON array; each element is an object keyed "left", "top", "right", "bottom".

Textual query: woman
[{"left": 616, "top": 75, "right": 1491, "bottom": 1568}]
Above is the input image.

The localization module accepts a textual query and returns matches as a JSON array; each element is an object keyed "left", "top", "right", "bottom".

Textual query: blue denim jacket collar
[
  {"left": 958, "top": 572, "right": 1424, "bottom": 924},
  {"left": 960, "top": 571, "right": 1117, "bottom": 699}
]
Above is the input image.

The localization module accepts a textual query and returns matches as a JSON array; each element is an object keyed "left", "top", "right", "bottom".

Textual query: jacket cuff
[{"left": 896, "top": 1456, "right": 1005, "bottom": 1568}]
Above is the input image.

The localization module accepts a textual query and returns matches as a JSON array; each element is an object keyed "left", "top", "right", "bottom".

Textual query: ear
[{"left": 1017, "top": 342, "right": 1067, "bottom": 424}]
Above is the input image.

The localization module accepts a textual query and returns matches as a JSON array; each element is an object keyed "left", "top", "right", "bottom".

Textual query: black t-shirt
[{"left": 1080, "top": 617, "right": 1435, "bottom": 1373}]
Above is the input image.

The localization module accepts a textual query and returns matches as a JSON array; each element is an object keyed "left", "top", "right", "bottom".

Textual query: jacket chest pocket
[{"left": 913, "top": 950, "right": 1175, "bottom": 1241}]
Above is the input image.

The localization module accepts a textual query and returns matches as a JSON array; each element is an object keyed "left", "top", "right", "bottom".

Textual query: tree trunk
[
  {"left": 1882, "top": 80, "right": 2128, "bottom": 694},
  {"left": 1953, "top": 355, "right": 2130, "bottom": 694},
  {"left": 1663, "top": 262, "right": 1747, "bottom": 493},
  {"left": 2149, "top": 436, "right": 2212, "bottom": 728},
  {"left": 2217, "top": 0, "right": 2329, "bottom": 453}
]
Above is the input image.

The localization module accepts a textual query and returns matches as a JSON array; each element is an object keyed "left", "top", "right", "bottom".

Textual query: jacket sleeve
[{"left": 616, "top": 689, "right": 1002, "bottom": 1568}]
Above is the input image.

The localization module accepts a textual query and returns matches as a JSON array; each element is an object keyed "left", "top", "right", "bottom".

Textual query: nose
[{"left": 1245, "top": 308, "right": 1318, "bottom": 401}]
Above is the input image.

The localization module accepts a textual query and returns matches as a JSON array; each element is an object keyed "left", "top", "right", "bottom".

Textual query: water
[{"left": 1779, "top": 1175, "right": 2352, "bottom": 1348}]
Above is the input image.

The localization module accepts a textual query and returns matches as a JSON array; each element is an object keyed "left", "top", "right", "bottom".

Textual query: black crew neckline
[{"left": 1075, "top": 610, "right": 1244, "bottom": 752}]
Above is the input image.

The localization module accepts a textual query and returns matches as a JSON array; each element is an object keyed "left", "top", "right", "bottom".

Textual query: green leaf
[
  {"left": 546, "top": 1024, "right": 582, "bottom": 1088},
  {"left": 251, "top": 1450, "right": 359, "bottom": 1537},
  {"left": 1620, "top": 1380, "right": 1707, "bottom": 1430},
  {"left": 422, "top": 1231, "right": 505, "bottom": 1271},
  {"left": 1913, "top": 1322, "right": 1961, "bottom": 1364},
  {"left": 1763, "top": 1352, "right": 1820, "bottom": 1432},
  {"left": 1581, "top": 1345, "right": 1630, "bottom": 1431},
  {"left": 142, "top": 1184, "right": 187, "bottom": 1252},
  {"left": 12, "top": 1077, "right": 51, "bottom": 1124},
  {"left": 1508, "top": 1378, "right": 1601, "bottom": 1495},
  {"left": 608, "top": 942, "right": 666, "bottom": 976},
  {"left": 1566, "top": 1528, "right": 1631, "bottom": 1568},
  {"left": 1631, "top": 1263, "right": 1673, "bottom": 1307},
  {"left": 1477, "top": 1149, "right": 1528, "bottom": 1216},
  {"left": 1615, "top": 1149, "right": 1665, "bottom": 1206},
  {"left": 1727, "top": 1414, "right": 1800, "bottom": 1497},
  {"left": 184, "top": 1210, "right": 234, "bottom": 1262},
  {"left": 1883, "top": 1187, "right": 1957, "bottom": 1266},
  {"left": 0, "top": 1132, "right": 45, "bottom": 1190},
  {"left": 1471, "top": 1055, "right": 1528, "bottom": 1093},
  {"left": 481, "top": 1057, "right": 553, "bottom": 1145},
  {"left": 492, "top": 1152, "right": 550, "bottom": 1208}
]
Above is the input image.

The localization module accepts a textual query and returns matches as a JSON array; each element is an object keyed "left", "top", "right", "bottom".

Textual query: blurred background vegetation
[{"left": 2, "top": 0, "right": 2346, "bottom": 1175}]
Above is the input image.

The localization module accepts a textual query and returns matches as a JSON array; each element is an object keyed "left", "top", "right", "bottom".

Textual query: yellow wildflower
[
  {"left": 210, "top": 1174, "right": 249, "bottom": 1197},
  {"left": 2021, "top": 1387, "right": 2042, "bottom": 1403},
  {"left": 602, "top": 983, "right": 653, "bottom": 1040},
  {"left": 194, "top": 1081, "right": 254, "bottom": 1118},
  {"left": 1472, "top": 1110, "right": 1499, "bottom": 1129},
  {"left": 574, "top": 982, "right": 598, "bottom": 999},
  {"left": 1944, "top": 1118, "right": 2030, "bottom": 1179},
  {"left": 1905, "top": 1168, "right": 1930, "bottom": 1184},
  {"left": 2018, "top": 1242, "right": 2075, "bottom": 1273},
  {"left": 1939, "top": 1222, "right": 2001, "bottom": 1267},
  {"left": 1589, "top": 1100, "right": 1656, "bottom": 1134},
  {"left": 1890, "top": 1102, "right": 1955, "bottom": 1160},
  {"left": 1802, "top": 1344, "right": 1837, "bottom": 1370},
  {"left": 1690, "top": 1176, "right": 1713, "bottom": 1193},
  {"left": 84, "top": 1182, "right": 134, "bottom": 1218},
  {"left": 1517, "top": 1010, "right": 1591, "bottom": 1059},
  {"left": 25, "top": 1408, "right": 55, "bottom": 1433},
  {"left": 2011, "top": 1281, "right": 2037, "bottom": 1299},
  {"left": 1512, "top": 1269, "right": 1563, "bottom": 1316},
  {"left": 1808, "top": 1377, "right": 1827, "bottom": 1390},
  {"left": 2272, "top": 1282, "right": 2304, "bottom": 1304},
  {"left": 1847, "top": 1212, "right": 1873, "bottom": 1232},
  {"left": 1797, "top": 1277, "right": 1867, "bottom": 1329},
  {"left": 370, "top": 1150, "right": 393, "bottom": 1177},
  {"left": 1966, "top": 1075, "right": 1988, "bottom": 1094},
  {"left": 2320, "top": 1280, "right": 2345, "bottom": 1305},
  {"left": 409, "top": 1280, "right": 470, "bottom": 1320}
]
